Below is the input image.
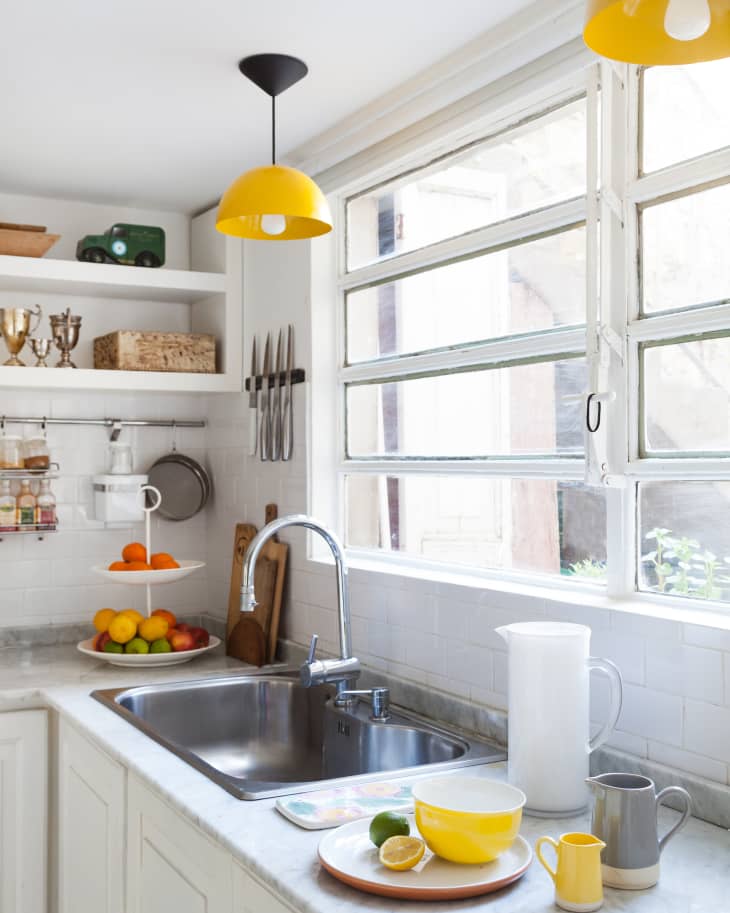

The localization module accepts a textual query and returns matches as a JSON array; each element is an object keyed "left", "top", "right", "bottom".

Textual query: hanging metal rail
[{"left": 0, "top": 415, "right": 205, "bottom": 441}]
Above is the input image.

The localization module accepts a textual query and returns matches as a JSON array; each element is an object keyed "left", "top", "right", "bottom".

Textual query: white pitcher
[{"left": 496, "top": 622, "right": 622, "bottom": 817}]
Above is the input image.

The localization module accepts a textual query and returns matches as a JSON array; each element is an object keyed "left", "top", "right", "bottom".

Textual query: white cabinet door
[
  {"left": 58, "top": 718, "right": 126, "bottom": 913},
  {"left": 232, "top": 861, "right": 298, "bottom": 913},
  {"left": 0, "top": 709, "right": 47, "bottom": 913},
  {"left": 127, "top": 774, "right": 232, "bottom": 913}
]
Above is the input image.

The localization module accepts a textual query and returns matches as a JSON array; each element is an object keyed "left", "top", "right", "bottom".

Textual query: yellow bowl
[{"left": 412, "top": 776, "right": 525, "bottom": 864}]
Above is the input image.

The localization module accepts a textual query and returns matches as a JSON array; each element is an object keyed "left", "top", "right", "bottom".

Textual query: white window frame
[{"left": 309, "top": 50, "right": 730, "bottom": 617}]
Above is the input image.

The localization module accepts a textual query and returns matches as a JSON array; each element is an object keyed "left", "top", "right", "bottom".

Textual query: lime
[
  {"left": 150, "top": 638, "right": 172, "bottom": 654},
  {"left": 125, "top": 637, "right": 150, "bottom": 654},
  {"left": 379, "top": 835, "right": 425, "bottom": 870},
  {"left": 369, "top": 811, "right": 410, "bottom": 848},
  {"left": 103, "top": 641, "right": 124, "bottom": 654}
]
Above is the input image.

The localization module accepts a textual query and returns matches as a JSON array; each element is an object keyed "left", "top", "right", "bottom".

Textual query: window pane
[
  {"left": 346, "top": 98, "right": 586, "bottom": 270},
  {"left": 639, "top": 482, "right": 730, "bottom": 603},
  {"left": 346, "top": 475, "right": 606, "bottom": 579},
  {"left": 347, "top": 357, "right": 586, "bottom": 458},
  {"left": 346, "top": 227, "right": 586, "bottom": 363},
  {"left": 643, "top": 336, "right": 730, "bottom": 454},
  {"left": 642, "top": 61, "right": 730, "bottom": 174},
  {"left": 641, "top": 184, "right": 730, "bottom": 314}
]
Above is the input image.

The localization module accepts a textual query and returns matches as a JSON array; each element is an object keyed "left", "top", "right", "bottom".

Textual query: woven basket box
[{"left": 93, "top": 330, "right": 216, "bottom": 373}]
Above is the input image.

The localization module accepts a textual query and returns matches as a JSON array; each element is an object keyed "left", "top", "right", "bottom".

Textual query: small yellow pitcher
[{"left": 536, "top": 832, "right": 606, "bottom": 912}]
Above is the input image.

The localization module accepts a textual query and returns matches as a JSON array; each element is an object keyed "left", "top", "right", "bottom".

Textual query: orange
[
  {"left": 125, "top": 561, "right": 152, "bottom": 571},
  {"left": 93, "top": 608, "right": 117, "bottom": 633},
  {"left": 108, "top": 561, "right": 129, "bottom": 571},
  {"left": 151, "top": 608, "right": 177, "bottom": 628},
  {"left": 119, "top": 608, "right": 144, "bottom": 627},
  {"left": 154, "top": 559, "right": 180, "bottom": 570},
  {"left": 108, "top": 614, "right": 137, "bottom": 645},
  {"left": 122, "top": 542, "right": 147, "bottom": 563},
  {"left": 150, "top": 552, "right": 175, "bottom": 568},
  {"left": 139, "top": 616, "right": 169, "bottom": 643}
]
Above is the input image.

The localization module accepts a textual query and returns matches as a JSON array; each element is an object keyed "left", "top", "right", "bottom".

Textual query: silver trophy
[{"left": 50, "top": 308, "right": 82, "bottom": 368}]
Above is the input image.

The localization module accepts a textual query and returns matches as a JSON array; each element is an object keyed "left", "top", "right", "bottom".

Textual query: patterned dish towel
[{"left": 275, "top": 782, "right": 413, "bottom": 829}]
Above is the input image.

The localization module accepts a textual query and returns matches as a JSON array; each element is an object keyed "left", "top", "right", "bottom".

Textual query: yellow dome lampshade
[
  {"left": 216, "top": 53, "right": 333, "bottom": 241},
  {"left": 584, "top": 0, "right": 730, "bottom": 64},
  {"left": 217, "top": 164, "right": 332, "bottom": 240}
]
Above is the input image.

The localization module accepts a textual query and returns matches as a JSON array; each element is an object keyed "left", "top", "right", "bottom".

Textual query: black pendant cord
[{"left": 272, "top": 95, "right": 276, "bottom": 165}]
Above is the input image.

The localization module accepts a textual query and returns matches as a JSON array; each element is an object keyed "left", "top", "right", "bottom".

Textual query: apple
[
  {"left": 169, "top": 630, "right": 196, "bottom": 652},
  {"left": 94, "top": 631, "right": 111, "bottom": 652},
  {"left": 175, "top": 623, "right": 192, "bottom": 634},
  {"left": 189, "top": 626, "right": 209, "bottom": 648}
]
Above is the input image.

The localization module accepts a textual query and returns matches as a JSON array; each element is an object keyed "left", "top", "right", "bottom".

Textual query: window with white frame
[{"left": 329, "top": 54, "right": 730, "bottom": 607}]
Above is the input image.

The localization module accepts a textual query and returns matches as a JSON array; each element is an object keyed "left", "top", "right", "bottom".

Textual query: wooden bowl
[{"left": 0, "top": 228, "right": 60, "bottom": 258}]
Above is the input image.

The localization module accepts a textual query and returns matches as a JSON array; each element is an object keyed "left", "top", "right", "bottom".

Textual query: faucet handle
[{"left": 306, "top": 634, "right": 319, "bottom": 664}]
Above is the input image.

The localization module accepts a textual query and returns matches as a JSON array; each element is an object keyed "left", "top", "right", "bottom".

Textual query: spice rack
[{"left": 0, "top": 463, "right": 59, "bottom": 541}]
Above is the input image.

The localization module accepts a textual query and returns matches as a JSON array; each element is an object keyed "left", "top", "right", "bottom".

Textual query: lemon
[
  {"left": 119, "top": 608, "right": 145, "bottom": 627},
  {"left": 93, "top": 608, "right": 117, "bottom": 633},
  {"left": 108, "top": 614, "right": 137, "bottom": 645},
  {"left": 139, "top": 616, "right": 169, "bottom": 642},
  {"left": 369, "top": 811, "right": 410, "bottom": 847},
  {"left": 379, "top": 836, "right": 425, "bottom": 871}
]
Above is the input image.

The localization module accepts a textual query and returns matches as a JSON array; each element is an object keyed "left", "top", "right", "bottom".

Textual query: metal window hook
[
  {"left": 586, "top": 394, "right": 601, "bottom": 433},
  {"left": 109, "top": 420, "right": 123, "bottom": 443},
  {"left": 41, "top": 416, "right": 47, "bottom": 438},
  {"left": 171, "top": 419, "right": 177, "bottom": 453},
  {"left": 0, "top": 416, "right": 4, "bottom": 435},
  {"left": 586, "top": 392, "right": 616, "bottom": 433}
]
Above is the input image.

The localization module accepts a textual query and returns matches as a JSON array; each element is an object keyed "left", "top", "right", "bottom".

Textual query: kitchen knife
[
  {"left": 282, "top": 324, "right": 294, "bottom": 461},
  {"left": 260, "top": 332, "right": 271, "bottom": 461},
  {"left": 247, "top": 336, "right": 258, "bottom": 457},
  {"left": 271, "top": 329, "right": 283, "bottom": 461}
]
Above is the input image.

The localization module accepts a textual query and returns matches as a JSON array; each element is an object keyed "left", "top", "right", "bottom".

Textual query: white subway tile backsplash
[
  {"left": 684, "top": 700, "right": 730, "bottom": 763},
  {"left": 446, "top": 642, "right": 494, "bottom": 690},
  {"left": 683, "top": 622, "right": 730, "bottom": 653},
  {"left": 646, "top": 641, "right": 724, "bottom": 704},
  {"left": 610, "top": 609, "right": 682, "bottom": 642},
  {"left": 618, "top": 684, "right": 683, "bottom": 746},
  {"left": 648, "top": 741, "right": 728, "bottom": 783},
  {"left": 590, "top": 629, "right": 645, "bottom": 685},
  {"left": 604, "top": 728, "right": 648, "bottom": 758}
]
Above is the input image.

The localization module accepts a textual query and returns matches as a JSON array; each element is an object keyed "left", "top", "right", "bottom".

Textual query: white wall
[{"left": 202, "top": 237, "right": 730, "bottom": 791}]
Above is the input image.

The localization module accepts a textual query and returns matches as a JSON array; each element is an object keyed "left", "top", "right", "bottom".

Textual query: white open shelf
[
  {"left": 0, "top": 254, "right": 226, "bottom": 303},
  {"left": 0, "top": 365, "right": 241, "bottom": 393}
]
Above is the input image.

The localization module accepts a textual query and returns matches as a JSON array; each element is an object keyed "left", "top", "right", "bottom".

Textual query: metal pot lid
[{"left": 147, "top": 452, "right": 211, "bottom": 521}]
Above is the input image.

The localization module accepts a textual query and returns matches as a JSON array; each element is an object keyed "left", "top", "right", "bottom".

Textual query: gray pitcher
[{"left": 586, "top": 773, "right": 692, "bottom": 890}]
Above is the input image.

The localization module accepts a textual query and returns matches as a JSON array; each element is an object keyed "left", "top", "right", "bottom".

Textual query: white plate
[
  {"left": 318, "top": 815, "right": 532, "bottom": 901},
  {"left": 76, "top": 635, "right": 221, "bottom": 667},
  {"left": 91, "top": 559, "right": 205, "bottom": 585}
]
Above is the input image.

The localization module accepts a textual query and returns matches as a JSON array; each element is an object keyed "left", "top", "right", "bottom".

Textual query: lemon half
[{"left": 379, "top": 836, "right": 426, "bottom": 871}]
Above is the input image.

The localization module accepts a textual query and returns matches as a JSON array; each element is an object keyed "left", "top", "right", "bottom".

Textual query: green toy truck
[{"left": 76, "top": 224, "right": 165, "bottom": 267}]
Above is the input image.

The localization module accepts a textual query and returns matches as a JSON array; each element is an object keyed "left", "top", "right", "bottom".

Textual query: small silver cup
[{"left": 29, "top": 337, "right": 52, "bottom": 368}]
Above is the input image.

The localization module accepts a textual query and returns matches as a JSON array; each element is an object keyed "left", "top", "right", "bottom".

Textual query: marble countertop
[{"left": 2, "top": 642, "right": 729, "bottom": 913}]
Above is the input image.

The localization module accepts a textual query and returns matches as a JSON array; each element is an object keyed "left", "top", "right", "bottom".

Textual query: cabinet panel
[
  {"left": 127, "top": 774, "right": 231, "bottom": 913},
  {"left": 232, "top": 861, "right": 297, "bottom": 913},
  {"left": 0, "top": 709, "right": 48, "bottom": 913},
  {"left": 58, "top": 719, "right": 125, "bottom": 913}
]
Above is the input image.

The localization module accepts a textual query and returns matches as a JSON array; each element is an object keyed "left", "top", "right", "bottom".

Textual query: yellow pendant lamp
[
  {"left": 584, "top": 0, "right": 730, "bottom": 64},
  {"left": 217, "top": 54, "right": 332, "bottom": 240}
]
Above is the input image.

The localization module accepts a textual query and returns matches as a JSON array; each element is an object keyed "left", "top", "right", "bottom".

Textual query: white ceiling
[{"left": 1, "top": 0, "right": 536, "bottom": 214}]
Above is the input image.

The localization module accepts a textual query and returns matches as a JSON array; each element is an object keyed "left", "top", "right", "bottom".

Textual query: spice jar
[
  {"left": 0, "top": 436, "right": 23, "bottom": 469},
  {"left": 22, "top": 436, "right": 50, "bottom": 470}
]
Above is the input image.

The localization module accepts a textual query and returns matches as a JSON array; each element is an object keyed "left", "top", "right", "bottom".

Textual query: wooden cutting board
[
  {"left": 227, "top": 617, "right": 267, "bottom": 666},
  {"left": 226, "top": 508, "right": 288, "bottom": 664}
]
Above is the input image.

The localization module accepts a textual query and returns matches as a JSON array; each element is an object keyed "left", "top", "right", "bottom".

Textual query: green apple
[
  {"left": 125, "top": 637, "right": 150, "bottom": 654},
  {"left": 103, "top": 641, "right": 124, "bottom": 654},
  {"left": 150, "top": 638, "right": 172, "bottom": 654}
]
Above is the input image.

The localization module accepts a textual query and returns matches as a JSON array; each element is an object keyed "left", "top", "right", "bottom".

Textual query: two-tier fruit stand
[{"left": 79, "top": 484, "right": 217, "bottom": 667}]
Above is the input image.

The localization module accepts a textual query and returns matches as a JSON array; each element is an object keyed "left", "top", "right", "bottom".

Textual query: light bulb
[
  {"left": 261, "top": 214, "right": 287, "bottom": 236},
  {"left": 664, "top": 0, "right": 711, "bottom": 41}
]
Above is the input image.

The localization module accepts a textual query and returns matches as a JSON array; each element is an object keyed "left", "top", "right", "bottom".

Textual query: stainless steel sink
[{"left": 92, "top": 671, "right": 504, "bottom": 799}]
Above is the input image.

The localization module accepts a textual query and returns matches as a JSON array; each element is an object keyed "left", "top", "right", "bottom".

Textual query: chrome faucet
[{"left": 240, "top": 514, "right": 361, "bottom": 694}]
